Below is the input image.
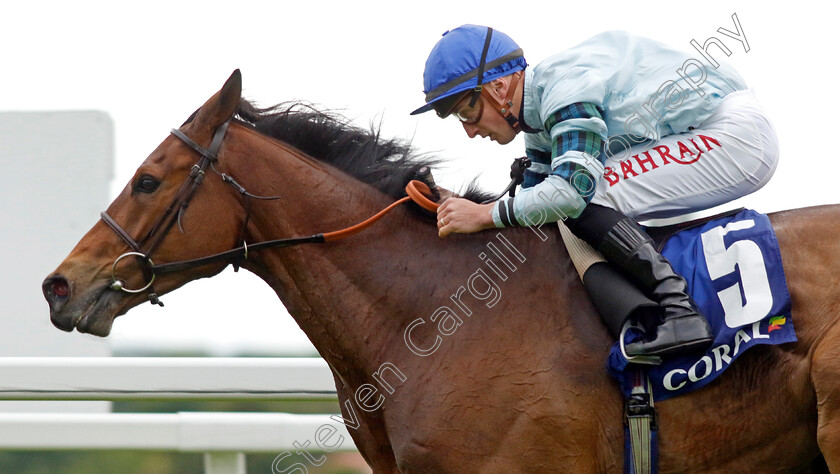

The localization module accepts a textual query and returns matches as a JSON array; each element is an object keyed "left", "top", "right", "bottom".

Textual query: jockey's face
[{"left": 451, "top": 77, "right": 520, "bottom": 145}]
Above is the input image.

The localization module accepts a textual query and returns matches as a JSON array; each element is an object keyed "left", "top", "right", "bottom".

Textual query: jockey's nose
[{"left": 462, "top": 122, "right": 480, "bottom": 138}]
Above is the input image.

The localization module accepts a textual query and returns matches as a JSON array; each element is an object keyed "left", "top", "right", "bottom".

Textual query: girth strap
[{"left": 625, "top": 368, "right": 658, "bottom": 474}]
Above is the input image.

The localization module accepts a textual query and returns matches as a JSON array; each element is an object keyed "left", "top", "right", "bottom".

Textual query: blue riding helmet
[{"left": 410, "top": 25, "right": 527, "bottom": 116}]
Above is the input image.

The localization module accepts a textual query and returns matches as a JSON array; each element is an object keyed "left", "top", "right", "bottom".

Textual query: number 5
[{"left": 700, "top": 219, "right": 773, "bottom": 328}]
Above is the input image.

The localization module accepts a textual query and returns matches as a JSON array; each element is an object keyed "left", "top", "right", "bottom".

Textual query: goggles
[{"left": 442, "top": 93, "right": 485, "bottom": 124}]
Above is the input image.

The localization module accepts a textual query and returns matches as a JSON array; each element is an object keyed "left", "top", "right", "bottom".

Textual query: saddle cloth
[{"left": 607, "top": 209, "right": 796, "bottom": 401}]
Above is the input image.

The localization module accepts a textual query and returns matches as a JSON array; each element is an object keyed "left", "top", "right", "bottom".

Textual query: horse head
[
  {"left": 42, "top": 70, "right": 248, "bottom": 336},
  {"left": 42, "top": 68, "right": 451, "bottom": 339}
]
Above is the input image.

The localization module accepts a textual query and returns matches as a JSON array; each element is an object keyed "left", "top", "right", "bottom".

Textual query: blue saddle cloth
[{"left": 607, "top": 209, "right": 796, "bottom": 401}]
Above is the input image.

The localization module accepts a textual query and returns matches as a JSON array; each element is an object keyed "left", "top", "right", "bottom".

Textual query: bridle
[
  {"left": 99, "top": 119, "right": 440, "bottom": 307},
  {"left": 100, "top": 120, "right": 234, "bottom": 305}
]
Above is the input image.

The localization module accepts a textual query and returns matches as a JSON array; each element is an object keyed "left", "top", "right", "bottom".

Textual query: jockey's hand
[{"left": 437, "top": 197, "right": 495, "bottom": 237}]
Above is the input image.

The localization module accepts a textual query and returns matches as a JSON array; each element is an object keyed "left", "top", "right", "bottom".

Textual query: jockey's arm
[{"left": 492, "top": 102, "right": 608, "bottom": 228}]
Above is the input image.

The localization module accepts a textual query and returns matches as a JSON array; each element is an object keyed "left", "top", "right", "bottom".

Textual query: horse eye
[{"left": 134, "top": 175, "right": 161, "bottom": 194}]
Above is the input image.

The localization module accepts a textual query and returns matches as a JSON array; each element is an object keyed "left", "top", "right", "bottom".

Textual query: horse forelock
[{"left": 229, "top": 99, "right": 496, "bottom": 203}]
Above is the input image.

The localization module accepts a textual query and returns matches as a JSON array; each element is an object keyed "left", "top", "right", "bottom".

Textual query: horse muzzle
[{"left": 42, "top": 274, "right": 118, "bottom": 336}]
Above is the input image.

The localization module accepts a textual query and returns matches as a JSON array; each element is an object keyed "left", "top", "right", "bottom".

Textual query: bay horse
[{"left": 43, "top": 70, "right": 838, "bottom": 472}]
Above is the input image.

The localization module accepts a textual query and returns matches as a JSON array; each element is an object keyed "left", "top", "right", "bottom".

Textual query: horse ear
[{"left": 194, "top": 69, "right": 242, "bottom": 129}]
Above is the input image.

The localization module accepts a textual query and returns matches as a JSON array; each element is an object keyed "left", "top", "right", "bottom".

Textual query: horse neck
[{"left": 223, "top": 127, "right": 446, "bottom": 377}]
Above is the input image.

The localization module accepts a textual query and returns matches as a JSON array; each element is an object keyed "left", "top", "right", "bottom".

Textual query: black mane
[{"left": 234, "top": 100, "right": 493, "bottom": 203}]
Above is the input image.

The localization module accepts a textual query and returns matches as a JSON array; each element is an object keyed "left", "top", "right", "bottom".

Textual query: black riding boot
[{"left": 598, "top": 217, "right": 713, "bottom": 356}]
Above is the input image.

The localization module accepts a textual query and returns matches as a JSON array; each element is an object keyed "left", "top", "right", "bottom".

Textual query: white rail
[
  {"left": 0, "top": 357, "right": 337, "bottom": 400},
  {"left": 0, "top": 412, "right": 356, "bottom": 451},
  {"left": 0, "top": 357, "right": 359, "bottom": 474}
]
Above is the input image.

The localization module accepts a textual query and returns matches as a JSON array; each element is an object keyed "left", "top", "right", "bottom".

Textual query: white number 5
[{"left": 700, "top": 219, "right": 773, "bottom": 328}]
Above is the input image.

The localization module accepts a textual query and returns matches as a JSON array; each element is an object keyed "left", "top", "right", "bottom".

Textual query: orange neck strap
[{"left": 322, "top": 180, "right": 438, "bottom": 241}]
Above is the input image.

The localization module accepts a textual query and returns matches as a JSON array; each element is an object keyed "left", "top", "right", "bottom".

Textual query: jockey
[{"left": 410, "top": 25, "right": 779, "bottom": 357}]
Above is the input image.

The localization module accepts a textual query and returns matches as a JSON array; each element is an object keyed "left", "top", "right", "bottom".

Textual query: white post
[
  {"left": 0, "top": 111, "right": 113, "bottom": 413},
  {"left": 204, "top": 452, "right": 246, "bottom": 474}
]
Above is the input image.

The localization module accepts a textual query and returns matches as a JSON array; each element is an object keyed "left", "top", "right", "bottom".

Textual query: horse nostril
[{"left": 42, "top": 275, "right": 71, "bottom": 307}]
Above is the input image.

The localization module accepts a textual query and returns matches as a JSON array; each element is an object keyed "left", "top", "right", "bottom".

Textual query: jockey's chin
[
  {"left": 488, "top": 126, "right": 518, "bottom": 145},
  {"left": 493, "top": 132, "right": 517, "bottom": 144}
]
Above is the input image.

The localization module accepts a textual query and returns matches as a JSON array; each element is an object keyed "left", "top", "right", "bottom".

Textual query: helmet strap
[
  {"left": 482, "top": 71, "right": 523, "bottom": 133},
  {"left": 469, "top": 27, "right": 494, "bottom": 108}
]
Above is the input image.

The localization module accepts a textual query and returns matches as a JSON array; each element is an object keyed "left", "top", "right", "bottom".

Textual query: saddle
[{"left": 646, "top": 207, "right": 745, "bottom": 251}]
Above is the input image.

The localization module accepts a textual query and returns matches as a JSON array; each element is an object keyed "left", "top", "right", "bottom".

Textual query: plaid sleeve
[
  {"left": 521, "top": 148, "right": 551, "bottom": 189},
  {"left": 545, "top": 103, "right": 605, "bottom": 203}
]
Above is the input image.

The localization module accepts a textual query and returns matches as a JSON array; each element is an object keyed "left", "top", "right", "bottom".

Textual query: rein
[
  {"left": 152, "top": 180, "right": 437, "bottom": 275},
  {"left": 100, "top": 119, "right": 439, "bottom": 306}
]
